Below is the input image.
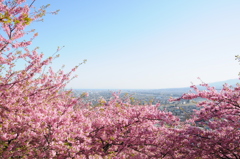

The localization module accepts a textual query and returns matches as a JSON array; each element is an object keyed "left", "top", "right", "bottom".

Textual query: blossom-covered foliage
[
  {"left": 0, "top": 0, "right": 239, "bottom": 158},
  {"left": 170, "top": 81, "right": 240, "bottom": 158},
  {"left": 75, "top": 93, "right": 182, "bottom": 158}
]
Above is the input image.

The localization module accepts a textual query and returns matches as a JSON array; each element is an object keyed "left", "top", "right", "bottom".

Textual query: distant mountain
[
  {"left": 73, "top": 79, "right": 239, "bottom": 94},
  {"left": 157, "top": 78, "right": 239, "bottom": 93},
  {"left": 206, "top": 78, "right": 239, "bottom": 89}
]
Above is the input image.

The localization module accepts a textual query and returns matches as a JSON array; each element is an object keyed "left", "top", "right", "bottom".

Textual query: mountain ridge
[{"left": 156, "top": 78, "right": 239, "bottom": 93}]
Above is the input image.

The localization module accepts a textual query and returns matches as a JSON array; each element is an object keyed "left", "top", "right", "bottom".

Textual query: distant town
[
  {"left": 71, "top": 79, "right": 239, "bottom": 121},
  {"left": 72, "top": 88, "right": 206, "bottom": 121}
]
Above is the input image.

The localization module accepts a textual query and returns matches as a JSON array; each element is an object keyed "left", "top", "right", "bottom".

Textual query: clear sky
[{"left": 28, "top": 0, "right": 240, "bottom": 89}]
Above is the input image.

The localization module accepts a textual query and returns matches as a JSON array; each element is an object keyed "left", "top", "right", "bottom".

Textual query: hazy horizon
[
  {"left": 71, "top": 78, "right": 239, "bottom": 90},
  {"left": 29, "top": 1, "right": 240, "bottom": 89}
]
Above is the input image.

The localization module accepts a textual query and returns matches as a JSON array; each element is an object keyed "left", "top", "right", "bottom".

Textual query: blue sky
[{"left": 28, "top": 0, "right": 240, "bottom": 89}]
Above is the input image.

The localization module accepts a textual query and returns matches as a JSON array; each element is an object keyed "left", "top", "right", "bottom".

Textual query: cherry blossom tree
[
  {"left": 75, "top": 93, "right": 183, "bottom": 158},
  {"left": 0, "top": 0, "right": 90, "bottom": 158},
  {"left": 170, "top": 81, "right": 240, "bottom": 158}
]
